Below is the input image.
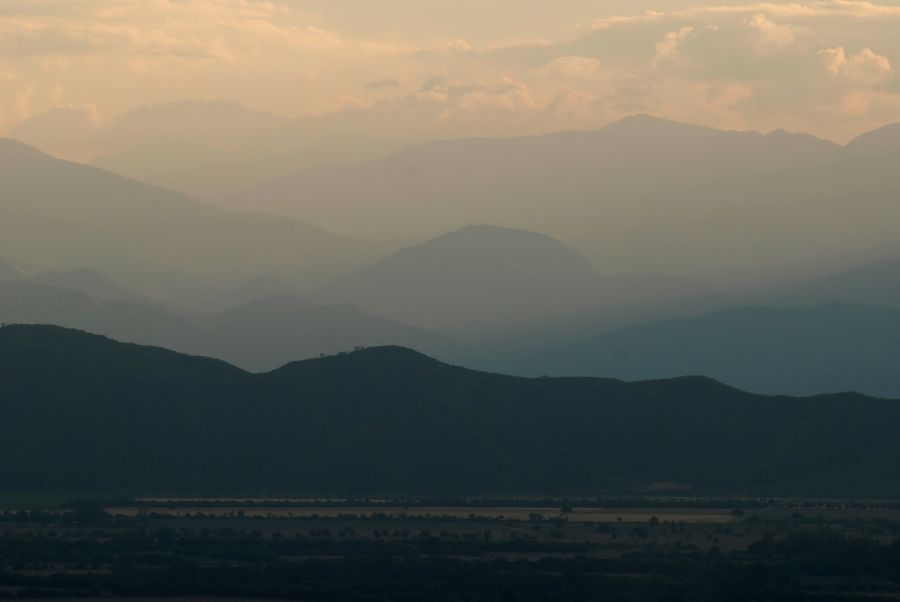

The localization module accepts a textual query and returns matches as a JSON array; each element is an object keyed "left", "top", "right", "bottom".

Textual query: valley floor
[{"left": 1, "top": 496, "right": 899, "bottom": 601}]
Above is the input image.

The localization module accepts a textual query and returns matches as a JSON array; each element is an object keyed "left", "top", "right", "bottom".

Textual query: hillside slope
[
  {"left": 0, "top": 281, "right": 452, "bottom": 372},
  {"left": 316, "top": 225, "right": 704, "bottom": 334},
  {"left": 1, "top": 325, "right": 899, "bottom": 496},
  {"left": 230, "top": 115, "right": 883, "bottom": 277},
  {"left": 514, "top": 304, "right": 900, "bottom": 397},
  {"left": 0, "top": 138, "right": 383, "bottom": 303}
]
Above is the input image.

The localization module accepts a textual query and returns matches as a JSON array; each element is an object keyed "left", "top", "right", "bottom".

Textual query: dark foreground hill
[{"left": 2, "top": 325, "right": 900, "bottom": 497}]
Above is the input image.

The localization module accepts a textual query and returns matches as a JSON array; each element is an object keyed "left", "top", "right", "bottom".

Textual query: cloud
[
  {"left": 3, "top": 0, "right": 900, "bottom": 145},
  {"left": 653, "top": 26, "right": 695, "bottom": 68},
  {"left": 819, "top": 47, "right": 892, "bottom": 84},
  {"left": 747, "top": 14, "right": 797, "bottom": 52},
  {"left": 539, "top": 56, "right": 603, "bottom": 79},
  {"left": 590, "top": 11, "right": 665, "bottom": 30},
  {"left": 410, "top": 77, "right": 536, "bottom": 117},
  {"left": 366, "top": 78, "right": 401, "bottom": 91},
  {"left": 682, "top": 1, "right": 900, "bottom": 19}
]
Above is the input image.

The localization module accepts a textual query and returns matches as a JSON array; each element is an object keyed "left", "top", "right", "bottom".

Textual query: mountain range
[
  {"left": 2, "top": 324, "right": 899, "bottom": 497},
  {"left": 315, "top": 225, "right": 708, "bottom": 334},
  {"left": 7, "top": 230, "right": 900, "bottom": 394},
  {"left": 225, "top": 115, "right": 900, "bottom": 279},
  {"left": 509, "top": 304, "right": 900, "bottom": 397},
  {"left": 0, "top": 137, "right": 389, "bottom": 306},
  {"left": 10, "top": 101, "right": 413, "bottom": 200},
  {"left": 0, "top": 280, "right": 452, "bottom": 372}
]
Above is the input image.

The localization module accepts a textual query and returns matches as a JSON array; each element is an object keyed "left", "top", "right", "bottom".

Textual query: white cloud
[
  {"left": 653, "top": 26, "right": 695, "bottom": 68},
  {"left": 540, "top": 56, "right": 603, "bottom": 79},
  {"left": 820, "top": 47, "right": 892, "bottom": 84},
  {"left": 590, "top": 11, "right": 665, "bottom": 30},
  {"left": 748, "top": 14, "right": 796, "bottom": 52}
]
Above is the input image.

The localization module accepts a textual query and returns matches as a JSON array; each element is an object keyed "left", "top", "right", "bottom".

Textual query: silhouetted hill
[
  {"left": 0, "top": 281, "right": 452, "bottom": 371},
  {"left": 200, "top": 295, "right": 456, "bottom": 371},
  {"left": 0, "top": 138, "right": 386, "bottom": 305},
  {"left": 2, "top": 324, "right": 899, "bottom": 496},
  {"left": 316, "top": 225, "right": 704, "bottom": 334},
  {"left": 515, "top": 304, "right": 900, "bottom": 397},
  {"left": 0, "top": 280, "right": 210, "bottom": 355}
]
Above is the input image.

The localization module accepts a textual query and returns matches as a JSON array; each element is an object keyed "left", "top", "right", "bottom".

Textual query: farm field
[{"left": 2, "top": 496, "right": 900, "bottom": 600}]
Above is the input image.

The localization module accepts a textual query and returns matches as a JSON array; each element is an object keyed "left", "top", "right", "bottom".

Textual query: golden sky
[{"left": 2, "top": 0, "right": 900, "bottom": 142}]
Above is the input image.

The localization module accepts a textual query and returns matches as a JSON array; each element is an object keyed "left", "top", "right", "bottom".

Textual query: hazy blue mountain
[
  {"left": 204, "top": 275, "right": 302, "bottom": 313},
  {"left": 0, "top": 257, "right": 23, "bottom": 283},
  {"left": 211, "top": 292, "right": 459, "bottom": 371},
  {"left": 769, "top": 256, "right": 900, "bottom": 308},
  {"left": 514, "top": 304, "right": 900, "bottom": 398},
  {"left": 200, "top": 295, "right": 455, "bottom": 372},
  {"left": 316, "top": 225, "right": 704, "bottom": 335},
  {"left": 0, "top": 138, "right": 388, "bottom": 306},
  {"left": 2, "top": 324, "right": 900, "bottom": 496},
  {"left": 0, "top": 280, "right": 211, "bottom": 355},
  {"left": 230, "top": 114, "right": 875, "bottom": 278},
  {"left": 233, "top": 114, "right": 839, "bottom": 241},
  {"left": 0, "top": 280, "right": 452, "bottom": 371},
  {"left": 33, "top": 268, "right": 152, "bottom": 304}
]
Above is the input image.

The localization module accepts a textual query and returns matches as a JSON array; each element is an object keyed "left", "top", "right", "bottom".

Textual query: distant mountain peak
[
  {"left": 847, "top": 122, "right": 900, "bottom": 152},
  {"left": 432, "top": 224, "right": 575, "bottom": 245},
  {"left": 317, "top": 224, "right": 602, "bottom": 333},
  {"left": 603, "top": 113, "right": 717, "bottom": 135}
]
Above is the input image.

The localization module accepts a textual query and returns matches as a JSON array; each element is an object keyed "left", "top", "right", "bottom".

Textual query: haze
[
  {"left": 4, "top": 0, "right": 900, "bottom": 151},
  {"left": 3, "top": 0, "right": 900, "bottom": 398},
  {"left": 7, "top": 5, "right": 900, "bottom": 597}
]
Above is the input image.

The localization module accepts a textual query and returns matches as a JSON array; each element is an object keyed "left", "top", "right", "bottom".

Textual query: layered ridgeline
[
  {"left": 0, "top": 280, "right": 453, "bottom": 372},
  {"left": 2, "top": 324, "right": 900, "bottom": 496},
  {"left": 0, "top": 138, "right": 387, "bottom": 306},
  {"left": 0, "top": 224, "right": 712, "bottom": 368},
  {"left": 229, "top": 115, "right": 900, "bottom": 279},
  {"left": 767, "top": 256, "right": 900, "bottom": 308},
  {"left": 0, "top": 257, "right": 24, "bottom": 283},
  {"left": 509, "top": 304, "right": 900, "bottom": 398},
  {"left": 315, "top": 225, "right": 710, "bottom": 335}
]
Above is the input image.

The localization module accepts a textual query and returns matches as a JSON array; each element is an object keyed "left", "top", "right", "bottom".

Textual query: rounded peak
[
  {"left": 271, "top": 344, "right": 449, "bottom": 376},
  {"left": 402, "top": 225, "right": 597, "bottom": 274},
  {"left": 603, "top": 114, "right": 718, "bottom": 136},
  {"left": 439, "top": 224, "right": 562, "bottom": 243}
]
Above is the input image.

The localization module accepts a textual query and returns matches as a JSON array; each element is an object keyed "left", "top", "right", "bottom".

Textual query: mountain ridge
[
  {"left": 3, "top": 324, "right": 900, "bottom": 496},
  {"left": 0, "top": 136, "right": 391, "bottom": 305},
  {"left": 513, "top": 303, "right": 900, "bottom": 397}
]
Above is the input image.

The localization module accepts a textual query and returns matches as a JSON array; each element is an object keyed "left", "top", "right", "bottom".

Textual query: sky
[{"left": 2, "top": 0, "right": 900, "bottom": 143}]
